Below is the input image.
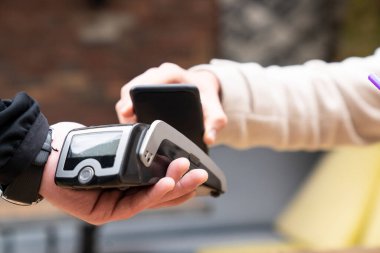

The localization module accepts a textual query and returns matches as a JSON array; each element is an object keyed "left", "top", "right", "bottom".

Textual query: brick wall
[{"left": 0, "top": 0, "right": 218, "bottom": 125}]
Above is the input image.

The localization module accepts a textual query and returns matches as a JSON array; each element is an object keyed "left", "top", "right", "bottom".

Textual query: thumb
[{"left": 203, "top": 100, "right": 227, "bottom": 145}]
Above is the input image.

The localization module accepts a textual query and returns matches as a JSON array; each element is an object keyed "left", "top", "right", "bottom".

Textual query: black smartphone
[{"left": 130, "top": 84, "right": 208, "bottom": 153}]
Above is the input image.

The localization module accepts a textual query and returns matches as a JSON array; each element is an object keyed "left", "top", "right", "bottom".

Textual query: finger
[
  {"left": 150, "top": 191, "right": 196, "bottom": 209},
  {"left": 115, "top": 99, "right": 135, "bottom": 123},
  {"left": 185, "top": 70, "right": 227, "bottom": 145},
  {"left": 165, "top": 157, "right": 190, "bottom": 182},
  {"left": 203, "top": 102, "right": 228, "bottom": 145},
  {"left": 116, "top": 82, "right": 137, "bottom": 122},
  {"left": 162, "top": 169, "right": 208, "bottom": 201},
  {"left": 128, "top": 63, "right": 187, "bottom": 87},
  {"left": 198, "top": 83, "right": 227, "bottom": 145}
]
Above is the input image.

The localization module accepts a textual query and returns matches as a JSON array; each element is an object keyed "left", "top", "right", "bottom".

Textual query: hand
[
  {"left": 115, "top": 63, "right": 228, "bottom": 145},
  {"left": 39, "top": 122, "right": 208, "bottom": 225}
]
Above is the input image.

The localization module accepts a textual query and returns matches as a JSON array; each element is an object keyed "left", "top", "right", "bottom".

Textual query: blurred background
[{"left": 0, "top": 0, "right": 380, "bottom": 253}]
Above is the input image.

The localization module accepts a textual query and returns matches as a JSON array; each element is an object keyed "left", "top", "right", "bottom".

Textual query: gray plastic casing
[{"left": 139, "top": 120, "right": 227, "bottom": 195}]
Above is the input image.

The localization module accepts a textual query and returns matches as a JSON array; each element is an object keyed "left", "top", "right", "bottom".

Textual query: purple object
[{"left": 369, "top": 74, "right": 380, "bottom": 90}]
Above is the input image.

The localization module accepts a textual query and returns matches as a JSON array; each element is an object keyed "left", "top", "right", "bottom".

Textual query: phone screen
[{"left": 130, "top": 85, "right": 208, "bottom": 153}]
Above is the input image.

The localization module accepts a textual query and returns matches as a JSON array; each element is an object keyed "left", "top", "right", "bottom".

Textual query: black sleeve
[{"left": 0, "top": 92, "right": 49, "bottom": 186}]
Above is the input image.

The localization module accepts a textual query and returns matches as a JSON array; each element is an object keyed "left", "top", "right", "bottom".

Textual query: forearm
[{"left": 193, "top": 49, "right": 380, "bottom": 150}]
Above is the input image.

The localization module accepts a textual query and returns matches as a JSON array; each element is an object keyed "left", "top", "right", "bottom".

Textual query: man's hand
[
  {"left": 115, "top": 63, "right": 228, "bottom": 145},
  {"left": 39, "top": 122, "right": 208, "bottom": 225}
]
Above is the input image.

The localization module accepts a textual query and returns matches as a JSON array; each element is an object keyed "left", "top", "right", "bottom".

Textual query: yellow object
[
  {"left": 276, "top": 144, "right": 380, "bottom": 250},
  {"left": 197, "top": 241, "right": 301, "bottom": 253},
  {"left": 360, "top": 179, "right": 380, "bottom": 247}
]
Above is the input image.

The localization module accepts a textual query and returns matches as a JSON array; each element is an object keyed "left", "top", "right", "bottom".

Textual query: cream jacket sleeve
[{"left": 191, "top": 49, "right": 380, "bottom": 151}]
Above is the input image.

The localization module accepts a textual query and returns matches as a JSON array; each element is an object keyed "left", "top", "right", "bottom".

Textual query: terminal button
[{"left": 78, "top": 166, "right": 94, "bottom": 184}]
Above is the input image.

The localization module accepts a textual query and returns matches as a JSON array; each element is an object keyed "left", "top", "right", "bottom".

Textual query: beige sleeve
[{"left": 191, "top": 49, "right": 380, "bottom": 151}]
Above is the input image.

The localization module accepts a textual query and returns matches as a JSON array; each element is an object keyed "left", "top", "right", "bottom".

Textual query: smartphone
[{"left": 130, "top": 84, "right": 208, "bottom": 153}]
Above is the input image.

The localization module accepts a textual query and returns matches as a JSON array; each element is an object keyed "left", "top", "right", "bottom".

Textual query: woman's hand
[{"left": 115, "top": 63, "right": 227, "bottom": 145}]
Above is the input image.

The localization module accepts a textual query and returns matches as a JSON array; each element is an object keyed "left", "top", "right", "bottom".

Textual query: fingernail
[{"left": 207, "top": 128, "right": 216, "bottom": 143}]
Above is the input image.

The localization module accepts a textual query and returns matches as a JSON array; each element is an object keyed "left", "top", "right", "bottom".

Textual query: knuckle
[
  {"left": 159, "top": 62, "right": 182, "bottom": 72},
  {"left": 159, "top": 62, "right": 175, "bottom": 68},
  {"left": 120, "top": 85, "right": 130, "bottom": 96},
  {"left": 215, "top": 114, "right": 228, "bottom": 128}
]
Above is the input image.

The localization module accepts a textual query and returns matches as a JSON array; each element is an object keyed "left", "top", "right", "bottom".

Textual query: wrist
[
  {"left": 39, "top": 134, "right": 59, "bottom": 201},
  {"left": 39, "top": 122, "right": 86, "bottom": 200}
]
